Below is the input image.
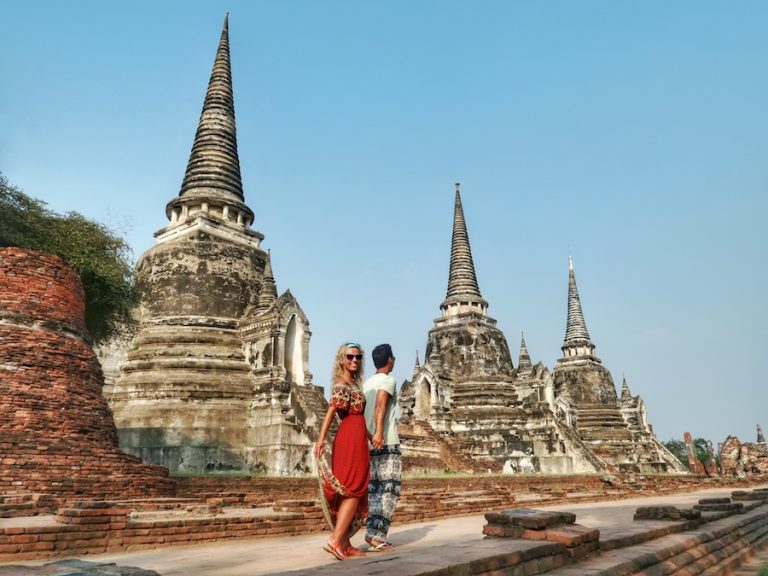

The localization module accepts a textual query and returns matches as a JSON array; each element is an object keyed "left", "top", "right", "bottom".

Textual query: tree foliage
[
  {"left": 0, "top": 173, "right": 135, "bottom": 344},
  {"left": 663, "top": 439, "right": 689, "bottom": 467},
  {"left": 693, "top": 437, "right": 711, "bottom": 465},
  {"left": 663, "top": 437, "right": 718, "bottom": 471}
]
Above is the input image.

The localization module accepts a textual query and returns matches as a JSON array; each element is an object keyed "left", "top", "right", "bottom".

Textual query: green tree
[
  {"left": 663, "top": 439, "right": 689, "bottom": 467},
  {"left": 0, "top": 173, "right": 135, "bottom": 344},
  {"left": 694, "top": 438, "right": 710, "bottom": 466}
]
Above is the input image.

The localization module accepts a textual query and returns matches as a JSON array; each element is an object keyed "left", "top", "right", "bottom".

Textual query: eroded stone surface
[
  {"left": 105, "top": 18, "right": 327, "bottom": 476},
  {"left": 0, "top": 560, "right": 160, "bottom": 575},
  {"left": 634, "top": 505, "right": 700, "bottom": 521},
  {"left": 720, "top": 435, "right": 768, "bottom": 478},
  {"left": 398, "top": 188, "right": 686, "bottom": 476}
]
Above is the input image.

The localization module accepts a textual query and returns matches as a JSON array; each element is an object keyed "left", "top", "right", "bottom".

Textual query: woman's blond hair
[{"left": 331, "top": 342, "right": 365, "bottom": 385}]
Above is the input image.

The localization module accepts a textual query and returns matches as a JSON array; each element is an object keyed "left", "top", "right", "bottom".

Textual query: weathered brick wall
[
  {"left": 0, "top": 248, "right": 173, "bottom": 498},
  {"left": 172, "top": 472, "right": 720, "bottom": 506},
  {"left": 720, "top": 435, "right": 768, "bottom": 477}
]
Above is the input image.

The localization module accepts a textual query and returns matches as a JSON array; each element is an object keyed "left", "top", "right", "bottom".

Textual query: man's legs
[{"left": 366, "top": 446, "right": 401, "bottom": 544}]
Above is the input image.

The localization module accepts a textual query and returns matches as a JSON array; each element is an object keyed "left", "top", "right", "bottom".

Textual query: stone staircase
[
  {"left": 399, "top": 419, "right": 494, "bottom": 473},
  {"left": 291, "top": 383, "right": 329, "bottom": 426},
  {"left": 0, "top": 494, "right": 58, "bottom": 518},
  {"left": 556, "top": 503, "right": 768, "bottom": 575},
  {"left": 576, "top": 404, "right": 633, "bottom": 442},
  {"left": 533, "top": 491, "right": 768, "bottom": 576},
  {"left": 113, "top": 325, "right": 253, "bottom": 400}
]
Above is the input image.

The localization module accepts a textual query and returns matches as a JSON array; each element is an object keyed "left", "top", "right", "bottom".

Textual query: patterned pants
[{"left": 366, "top": 445, "right": 402, "bottom": 542}]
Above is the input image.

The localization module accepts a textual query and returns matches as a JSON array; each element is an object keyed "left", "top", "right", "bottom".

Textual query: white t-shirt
[{"left": 363, "top": 372, "right": 399, "bottom": 447}]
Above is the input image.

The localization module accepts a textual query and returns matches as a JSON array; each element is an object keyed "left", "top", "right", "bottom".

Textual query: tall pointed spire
[
  {"left": 440, "top": 183, "right": 488, "bottom": 317},
  {"left": 561, "top": 256, "right": 597, "bottom": 359},
  {"left": 180, "top": 13, "right": 243, "bottom": 200},
  {"left": 517, "top": 332, "right": 533, "bottom": 375},
  {"left": 256, "top": 250, "right": 278, "bottom": 312},
  {"left": 164, "top": 14, "right": 256, "bottom": 232},
  {"left": 621, "top": 375, "right": 631, "bottom": 400}
]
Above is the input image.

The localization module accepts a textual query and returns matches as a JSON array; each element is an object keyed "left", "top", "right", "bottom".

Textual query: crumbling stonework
[
  {"left": 398, "top": 187, "right": 686, "bottom": 475},
  {"left": 0, "top": 248, "right": 172, "bottom": 498},
  {"left": 684, "top": 432, "right": 707, "bottom": 475},
  {"left": 549, "top": 259, "right": 684, "bottom": 474},
  {"left": 106, "top": 17, "right": 326, "bottom": 476},
  {"left": 720, "top": 434, "right": 768, "bottom": 478}
]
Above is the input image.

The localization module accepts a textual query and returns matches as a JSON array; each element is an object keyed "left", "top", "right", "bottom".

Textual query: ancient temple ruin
[
  {"left": 108, "top": 16, "right": 327, "bottom": 475},
  {"left": 398, "top": 184, "right": 604, "bottom": 474},
  {"left": 719, "top": 426, "right": 768, "bottom": 477},
  {"left": 398, "top": 184, "right": 686, "bottom": 475},
  {"left": 551, "top": 258, "right": 684, "bottom": 473},
  {"left": 0, "top": 248, "right": 173, "bottom": 497}
]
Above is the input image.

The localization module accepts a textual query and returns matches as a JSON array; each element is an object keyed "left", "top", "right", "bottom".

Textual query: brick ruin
[
  {"left": 719, "top": 430, "right": 768, "bottom": 478},
  {"left": 399, "top": 185, "right": 686, "bottom": 475},
  {"left": 0, "top": 248, "right": 172, "bottom": 498},
  {"left": 105, "top": 16, "right": 327, "bottom": 476}
]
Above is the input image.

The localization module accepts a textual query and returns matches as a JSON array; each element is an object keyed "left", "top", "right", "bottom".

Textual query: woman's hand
[{"left": 314, "top": 440, "right": 325, "bottom": 459}]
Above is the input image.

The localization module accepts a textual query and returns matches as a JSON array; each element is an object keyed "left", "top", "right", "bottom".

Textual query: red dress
[{"left": 318, "top": 381, "right": 370, "bottom": 534}]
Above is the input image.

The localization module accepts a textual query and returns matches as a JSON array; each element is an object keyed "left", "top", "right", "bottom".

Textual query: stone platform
[
  {"left": 2, "top": 484, "right": 767, "bottom": 576},
  {"left": 0, "top": 475, "right": 745, "bottom": 562}
]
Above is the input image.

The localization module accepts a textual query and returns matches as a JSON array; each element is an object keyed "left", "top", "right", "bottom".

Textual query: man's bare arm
[{"left": 372, "top": 389, "right": 391, "bottom": 449}]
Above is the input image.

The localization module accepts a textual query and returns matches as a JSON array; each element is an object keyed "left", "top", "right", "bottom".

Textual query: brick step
[
  {"left": 546, "top": 503, "right": 768, "bottom": 576},
  {"left": 578, "top": 431, "right": 633, "bottom": 441},
  {"left": 704, "top": 523, "right": 768, "bottom": 575},
  {"left": 648, "top": 514, "right": 768, "bottom": 575},
  {"left": 710, "top": 533, "right": 768, "bottom": 575},
  {"left": 0, "top": 502, "right": 34, "bottom": 518},
  {"left": 0, "top": 494, "right": 34, "bottom": 504}
]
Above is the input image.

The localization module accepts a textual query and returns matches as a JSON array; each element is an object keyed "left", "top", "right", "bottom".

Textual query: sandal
[
  {"left": 365, "top": 536, "right": 393, "bottom": 551},
  {"left": 323, "top": 537, "right": 348, "bottom": 560}
]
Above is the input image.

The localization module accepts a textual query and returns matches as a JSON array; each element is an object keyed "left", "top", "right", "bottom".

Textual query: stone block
[
  {"left": 484, "top": 508, "right": 576, "bottom": 529},
  {"left": 698, "top": 498, "right": 730, "bottom": 505}
]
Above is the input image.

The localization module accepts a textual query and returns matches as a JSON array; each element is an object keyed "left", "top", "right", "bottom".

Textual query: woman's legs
[{"left": 333, "top": 496, "right": 360, "bottom": 548}]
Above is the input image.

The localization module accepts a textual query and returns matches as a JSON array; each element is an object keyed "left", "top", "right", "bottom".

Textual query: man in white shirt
[{"left": 363, "top": 343, "right": 400, "bottom": 551}]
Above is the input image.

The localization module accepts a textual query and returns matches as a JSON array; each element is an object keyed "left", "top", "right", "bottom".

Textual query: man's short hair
[{"left": 372, "top": 343, "right": 393, "bottom": 369}]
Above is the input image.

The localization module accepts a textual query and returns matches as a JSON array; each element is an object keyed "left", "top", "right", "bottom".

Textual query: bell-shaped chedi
[
  {"left": 429, "top": 183, "right": 511, "bottom": 380},
  {"left": 553, "top": 256, "right": 617, "bottom": 405},
  {"left": 399, "top": 185, "right": 603, "bottom": 475},
  {"left": 108, "top": 15, "right": 326, "bottom": 475},
  {"left": 0, "top": 248, "right": 172, "bottom": 497},
  {"left": 399, "top": 184, "right": 516, "bottom": 471},
  {"left": 552, "top": 258, "right": 686, "bottom": 473}
]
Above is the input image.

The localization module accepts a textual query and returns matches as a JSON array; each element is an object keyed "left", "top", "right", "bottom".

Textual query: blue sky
[{"left": 2, "top": 1, "right": 766, "bottom": 446}]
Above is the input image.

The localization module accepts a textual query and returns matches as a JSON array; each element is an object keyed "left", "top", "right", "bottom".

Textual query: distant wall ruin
[{"left": 720, "top": 434, "right": 768, "bottom": 478}]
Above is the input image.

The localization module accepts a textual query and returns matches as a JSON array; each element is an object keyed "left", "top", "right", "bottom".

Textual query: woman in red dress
[{"left": 314, "top": 342, "right": 370, "bottom": 560}]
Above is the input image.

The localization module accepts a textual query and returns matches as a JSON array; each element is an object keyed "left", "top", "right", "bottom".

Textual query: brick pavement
[{"left": 3, "top": 484, "right": 767, "bottom": 576}]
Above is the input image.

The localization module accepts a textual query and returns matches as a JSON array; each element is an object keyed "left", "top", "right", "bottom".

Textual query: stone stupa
[
  {"left": 108, "top": 15, "right": 327, "bottom": 476},
  {"left": 398, "top": 184, "right": 602, "bottom": 474}
]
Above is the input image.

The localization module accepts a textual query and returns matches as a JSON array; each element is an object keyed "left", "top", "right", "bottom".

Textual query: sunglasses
[{"left": 346, "top": 354, "right": 363, "bottom": 361}]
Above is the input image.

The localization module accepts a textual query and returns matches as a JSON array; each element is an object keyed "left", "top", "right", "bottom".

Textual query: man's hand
[{"left": 372, "top": 431, "right": 384, "bottom": 450}]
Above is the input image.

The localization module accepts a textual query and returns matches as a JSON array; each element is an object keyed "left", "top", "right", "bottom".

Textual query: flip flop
[{"left": 365, "top": 537, "right": 393, "bottom": 552}]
